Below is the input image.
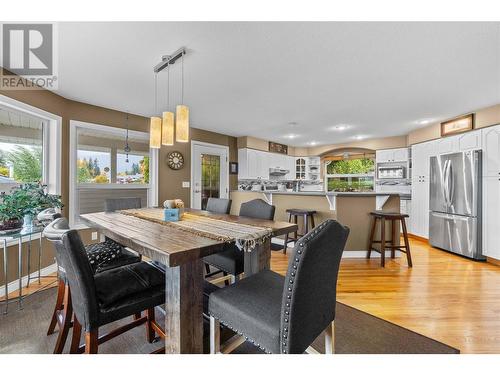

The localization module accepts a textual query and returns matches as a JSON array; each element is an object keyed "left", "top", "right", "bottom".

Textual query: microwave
[{"left": 377, "top": 165, "right": 405, "bottom": 179}]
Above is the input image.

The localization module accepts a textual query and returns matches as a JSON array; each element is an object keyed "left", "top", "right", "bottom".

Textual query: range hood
[{"left": 269, "top": 167, "right": 290, "bottom": 176}]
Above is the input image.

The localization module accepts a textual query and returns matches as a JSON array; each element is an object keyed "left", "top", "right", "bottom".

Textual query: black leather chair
[
  {"left": 208, "top": 219, "right": 349, "bottom": 354},
  {"left": 203, "top": 199, "right": 275, "bottom": 283},
  {"left": 44, "top": 218, "right": 166, "bottom": 354},
  {"left": 45, "top": 199, "right": 142, "bottom": 353},
  {"left": 205, "top": 197, "right": 232, "bottom": 215}
]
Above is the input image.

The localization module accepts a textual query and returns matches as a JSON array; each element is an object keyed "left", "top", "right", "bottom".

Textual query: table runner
[{"left": 120, "top": 208, "right": 273, "bottom": 252}]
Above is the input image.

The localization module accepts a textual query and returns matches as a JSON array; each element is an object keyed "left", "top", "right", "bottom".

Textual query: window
[
  {"left": 0, "top": 106, "right": 44, "bottom": 192},
  {"left": 325, "top": 157, "right": 375, "bottom": 192},
  {"left": 70, "top": 121, "right": 157, "bottom": 227},
  {"left": 116, "top": 151, "right": 149, "bottom": 184},
  {"left": 77, "top": 148, "right": 112, "bottom": 184}
]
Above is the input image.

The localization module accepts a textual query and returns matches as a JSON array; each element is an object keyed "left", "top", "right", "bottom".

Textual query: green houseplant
[{"left": 0, "top": 183, "right": 62, "bottom": 233}]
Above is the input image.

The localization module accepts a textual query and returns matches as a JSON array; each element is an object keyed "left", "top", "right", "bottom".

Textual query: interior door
[{"left": 192, "top": 142, "right": 229, "bottom": 210}]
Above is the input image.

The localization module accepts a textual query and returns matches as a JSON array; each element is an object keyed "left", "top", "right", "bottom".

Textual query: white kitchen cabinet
[
  {"left": 435, "top": 136, "right": 457, "bottom": 155},
  {"left": 482, "top": 125, "right": 500, "bottom": 177},
  {"left": 376, "top": 148, "right": 409, "bottom": 163},
  {"left": 238, "top": 148, "right": 267, "bottom": 179},
  {"left": 410, "top": 141, "right": 437, "bottom": 238},
  {"left": 483, "top": 176, "right": 500, "bottom": 259},
  {"left": 457, "top": 129, "right": 482, "bottom": 152}
]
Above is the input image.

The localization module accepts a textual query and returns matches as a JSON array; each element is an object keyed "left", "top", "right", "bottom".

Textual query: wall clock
[{"left": 166, "top": 151, "right": 184, "bottom": 170}]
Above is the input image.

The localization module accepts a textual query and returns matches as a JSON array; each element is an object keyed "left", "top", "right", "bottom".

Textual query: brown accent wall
[{"left": 0, "top": 81, "right": 237, "bottom": 285}]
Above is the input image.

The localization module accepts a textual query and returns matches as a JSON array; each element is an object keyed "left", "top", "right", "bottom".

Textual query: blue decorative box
[{"left": 164, "top": 208, "right": 180, "bottom": 222}]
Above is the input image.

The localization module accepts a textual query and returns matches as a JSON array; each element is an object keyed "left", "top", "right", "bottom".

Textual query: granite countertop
[{"left": 232, "top": 190, "right": 411, "bottom": 198}]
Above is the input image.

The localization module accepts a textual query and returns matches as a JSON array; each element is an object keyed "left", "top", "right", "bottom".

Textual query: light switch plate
[
  {"left": 182, "top": 181, "right": 190, "bottom": 188},
  {"left": 91, "top": 232, "right": 98, "bottom": 241}
]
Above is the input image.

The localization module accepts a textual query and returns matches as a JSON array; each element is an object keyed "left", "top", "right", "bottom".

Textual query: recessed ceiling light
[
  {"left": 416, "top": 118, "right": 433, "bottom": 125},
  {"left": 283, "top": 134, "right": 299, "bottom": 139},
  {"left": 308, "top": 141, "right": 318, "bottom": 146},
  {"left": 353, "top": 135, "right": 366, "bottom": 140},
  {"left": 331, "top": 124, "right": 350, "bottom": 131}
]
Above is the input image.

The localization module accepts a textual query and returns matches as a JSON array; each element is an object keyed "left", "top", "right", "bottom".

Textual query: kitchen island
[{"left": 230, "top": 190, "right": 404, "bottom": 255}]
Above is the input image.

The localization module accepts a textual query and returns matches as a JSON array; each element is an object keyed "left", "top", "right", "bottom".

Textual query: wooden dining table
[{"left": 80, "top": 208, "right": 298, "bottom": 354}]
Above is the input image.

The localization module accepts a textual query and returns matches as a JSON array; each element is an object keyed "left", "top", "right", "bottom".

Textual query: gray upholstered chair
[
  {"left": 205, "top": 197, "right": 232, "bottom": 215},
  {"left": 43, "top": 218, "right": 166, "bottom": 354},
  {"left": 208, "top": 219, "right": 349, "bottom": 354},
  {"left": 204, "top": 199, "right": 275, "bottom": 283}
]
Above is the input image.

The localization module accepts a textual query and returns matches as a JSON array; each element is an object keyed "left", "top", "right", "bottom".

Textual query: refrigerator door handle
[
  {"left": 442, "top": 160, "right": 450, "bottom": 208},
  {"left": 448, "top": 160, "right": 454, "bottom": 206}
]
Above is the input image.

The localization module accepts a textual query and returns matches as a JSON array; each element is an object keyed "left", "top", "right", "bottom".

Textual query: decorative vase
[
  {"left": 0, "top": 218, "right": 24, "bottom": 235},
  {"left": 23, "top": 214, "right": 33, "bottom": 228}
]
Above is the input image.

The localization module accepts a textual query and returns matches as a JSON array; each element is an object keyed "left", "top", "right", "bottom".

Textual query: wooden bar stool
[
  {"left": 283, "top": 209, "right": 317, "bottom": 254},
  {"left": 367, "top": 211, "right": 412, "bottom": 267}
]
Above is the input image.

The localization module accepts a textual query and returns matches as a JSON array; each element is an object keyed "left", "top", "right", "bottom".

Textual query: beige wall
[
  {"left": 237, "top": 135, "right": 407, "bottom": 156},
  {"left": 407, "top": 103, "right": 500, "bottom": 145}
]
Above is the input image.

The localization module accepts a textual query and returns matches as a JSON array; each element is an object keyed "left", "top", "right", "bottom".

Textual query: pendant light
[
  {"left": 162, "top": 64, "right": 174, "bottom": 146},
  {"left": 176, "top": 51, "right": 189, "bottom": 143},
  {"left": 124, "top": 112, "right": 131, "bottom": 162},
  {"left": 149, "top": 72, "right": 162, "bottom": 149}
]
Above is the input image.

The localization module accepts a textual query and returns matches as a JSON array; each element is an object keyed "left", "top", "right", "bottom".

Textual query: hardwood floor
[
  {"left": 0, "top": 275, "right": 58, "bottom": 302},
  {"left": 271, "top": 238, "right": 500, "bottom": 354}
]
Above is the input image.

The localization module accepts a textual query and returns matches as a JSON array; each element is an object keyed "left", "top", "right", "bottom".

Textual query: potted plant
[{"left": 0, "top": 183, "right": 62, "bottom": 234}]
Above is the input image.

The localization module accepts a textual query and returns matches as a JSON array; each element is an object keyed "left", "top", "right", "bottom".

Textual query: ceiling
[{"left": 56, "top": 22, "right": 500, "bottom": 147}]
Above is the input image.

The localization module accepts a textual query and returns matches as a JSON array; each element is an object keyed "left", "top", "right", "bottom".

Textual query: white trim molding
[
  {"left": 0, "top": 94, "right": 62, "bottom": 195},
  {"left": 69, "top": 120, "right": 158, "bottom": 227},
  {"left": 190, "top": 140, "right": 230, "bottom": 209}
]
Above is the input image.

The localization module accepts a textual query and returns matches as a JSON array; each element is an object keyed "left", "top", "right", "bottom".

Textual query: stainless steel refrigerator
[{"left": 429, "top": 150, "right": 483, "bottom": 259}]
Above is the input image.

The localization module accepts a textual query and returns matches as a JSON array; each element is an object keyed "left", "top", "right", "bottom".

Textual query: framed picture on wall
[
  {"left": 269, "top": 141, "right": 288, "bottom": 154},
  {"left": 441, "top": 113, "right": 474, "bottom": 137},
  {"left": 229, "top": 162, "right": 238, "bottom": 174}
]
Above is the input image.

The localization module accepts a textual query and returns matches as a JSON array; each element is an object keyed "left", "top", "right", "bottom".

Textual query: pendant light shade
[
  {"left": 175, "top": 104, "right": 189, "bottom": 143},
  {"left": 149, "top": 116, "right": 162, "bottom": 149},
  {"left": 162, "top": 111, "right": 175, "bottom": 146}
]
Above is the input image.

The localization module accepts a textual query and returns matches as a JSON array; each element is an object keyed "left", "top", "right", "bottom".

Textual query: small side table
[{"left": 1, "top": 225, "right": 44, "bottom": 314}]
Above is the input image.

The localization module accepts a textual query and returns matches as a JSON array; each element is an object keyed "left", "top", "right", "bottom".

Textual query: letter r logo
[{"left": 2, "top": 24, "right": 53, "bottom": 76}]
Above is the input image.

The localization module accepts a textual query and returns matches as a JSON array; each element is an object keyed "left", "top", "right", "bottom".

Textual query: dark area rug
[{"left": 0, "top": 286, "right": 459, "bottom": 354}]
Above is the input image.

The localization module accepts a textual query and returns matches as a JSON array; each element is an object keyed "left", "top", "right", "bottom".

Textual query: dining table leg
[
  {"left": 163, "top": 259, "right": 204, "bottom": 354},
  {"left": 244, "top": 238, "right": 271, "bottom": 277}
]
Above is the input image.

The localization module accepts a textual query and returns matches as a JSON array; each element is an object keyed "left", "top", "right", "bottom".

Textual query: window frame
[
  {"left": 69, "top": 120, "right": 158, "bottom": 228},
  {"left": 0, "top": 94, "right": 62, "bottom": 195},
  {"left": 324, "top": 160, "right": 375, "bottom": 192}
]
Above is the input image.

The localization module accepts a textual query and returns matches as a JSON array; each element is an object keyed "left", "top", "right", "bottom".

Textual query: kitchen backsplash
[{"left": 238, "top": 179, "right": 324, "bottom": 192}]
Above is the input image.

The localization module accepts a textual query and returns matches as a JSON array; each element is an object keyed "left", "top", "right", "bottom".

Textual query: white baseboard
[
  {"left": 0, "top": 262, "right": 57, "bottom": 298},
  {"left": 271, "top": 238, "right": 402, "bottom": 258}
]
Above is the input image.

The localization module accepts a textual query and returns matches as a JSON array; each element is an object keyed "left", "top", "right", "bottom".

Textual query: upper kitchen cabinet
[
  {"left": 434, "top": 129, "right": 481, "bottom": 155},
  {"left": 482, "top": 125, "right": 500, "bottom": 177},
  {"left": 238, "top": 148, "right": 268, "bottom": 180},
  {"left": 376, "top": 147, "right": 409, "bottom": 163},
  {"left": 295, "top": 157, "right": 307, "bottom": 180}
]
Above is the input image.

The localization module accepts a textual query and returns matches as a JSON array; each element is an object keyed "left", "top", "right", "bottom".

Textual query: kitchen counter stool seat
[
  {"left": 282, "top": 209, "right": 317, "bottom": 254},
  {"left": 367, "top": 211, "right": 412, "bottom": 267}
]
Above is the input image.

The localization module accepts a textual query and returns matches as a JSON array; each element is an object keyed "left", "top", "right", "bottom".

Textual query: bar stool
[
  {"left": 283, "top": 209, "right": 316, "bottom": 254},
  {"left": 367, "top": 211, "right": 412, "bottom": 267}
]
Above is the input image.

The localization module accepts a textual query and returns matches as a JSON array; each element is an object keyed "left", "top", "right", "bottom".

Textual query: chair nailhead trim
[
  {"left": 281, "top": 220, "right": 330, "bottom": 354},
  {"left": 210, "top": 314, "right": 272, "bottom": 354}
]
